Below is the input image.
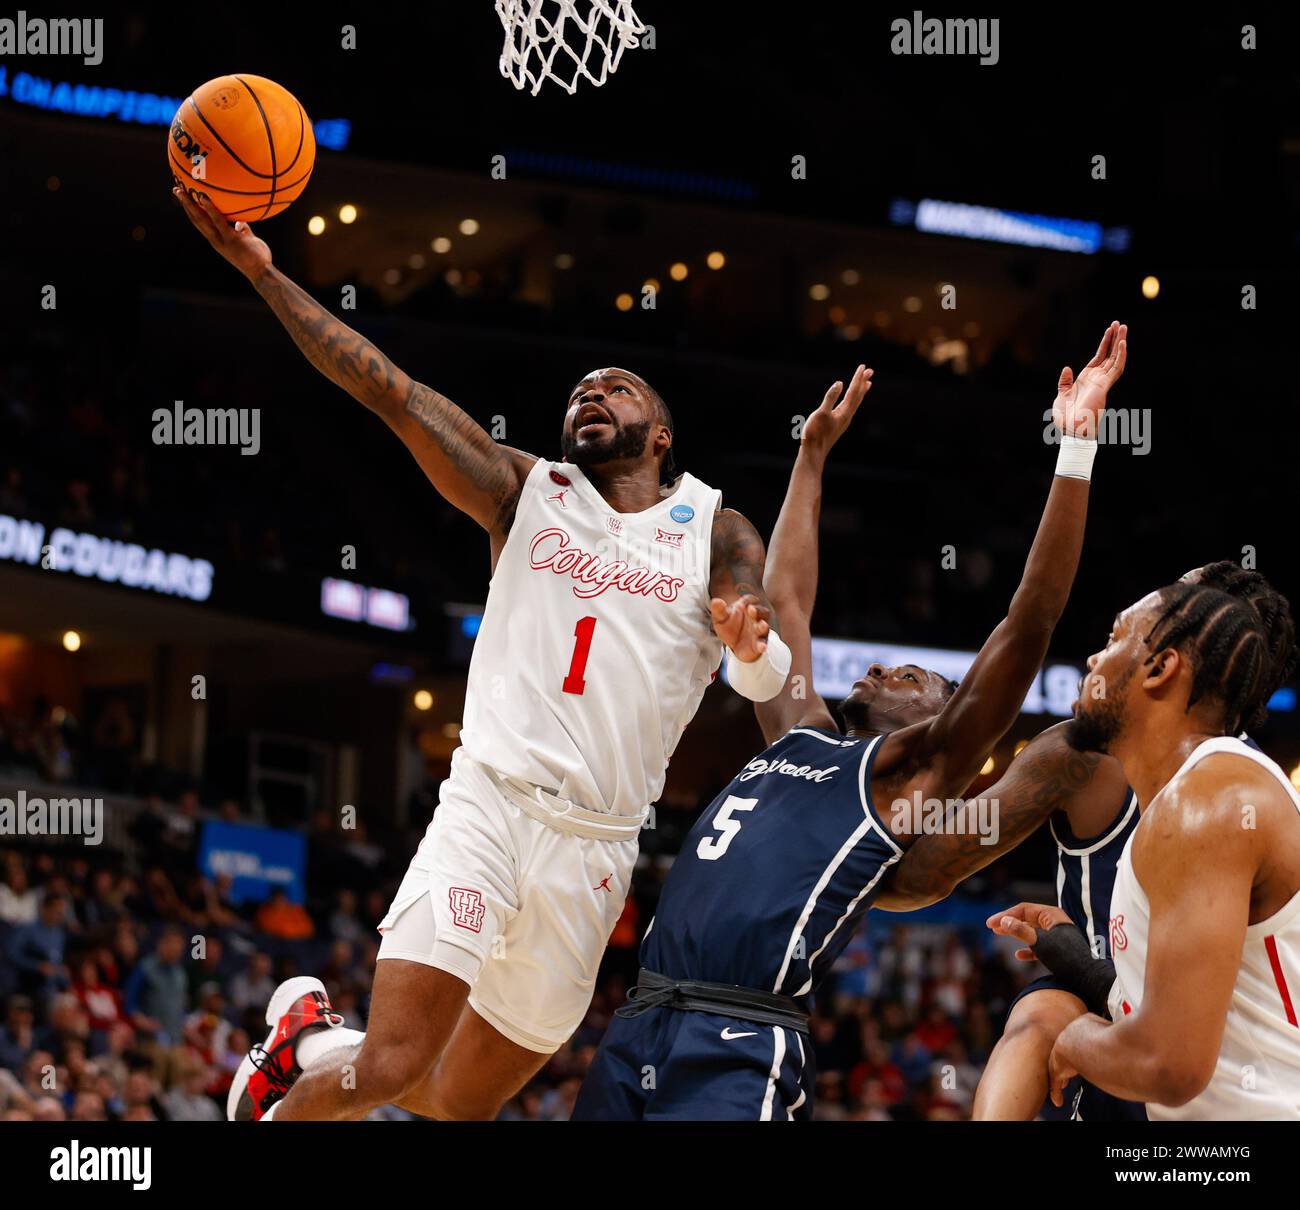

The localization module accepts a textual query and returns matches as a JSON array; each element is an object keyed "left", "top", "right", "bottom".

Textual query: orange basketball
[{"left": 168, "top": 74, "right": 315, "bottom": 221}]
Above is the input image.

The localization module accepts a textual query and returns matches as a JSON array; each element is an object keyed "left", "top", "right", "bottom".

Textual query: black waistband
[{"left": 615, "top": 968, "right": 810, "bottom": 1034}]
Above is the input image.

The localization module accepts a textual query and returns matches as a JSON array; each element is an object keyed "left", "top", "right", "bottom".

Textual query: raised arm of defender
[
  {"left": 173, "top": 188, "right": 534, "bottom": 543},
  {"left": 754, "top": 366, "right": 873, "bottom": 743},
  {"left": 875, "top": 721, "right": 1126, "bottom": 910},
  {"left": 907, "top": 323, "right": 1127, "bottom": 797}
]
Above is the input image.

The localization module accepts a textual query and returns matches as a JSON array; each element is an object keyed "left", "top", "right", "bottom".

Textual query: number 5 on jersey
[{"left": 696, "top": 795, "right": 758, "bottom": 860}]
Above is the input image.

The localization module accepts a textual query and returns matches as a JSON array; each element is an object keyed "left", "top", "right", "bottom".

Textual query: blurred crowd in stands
[{"left": 1, "top": 696, "right": 147, "bottom": 796}]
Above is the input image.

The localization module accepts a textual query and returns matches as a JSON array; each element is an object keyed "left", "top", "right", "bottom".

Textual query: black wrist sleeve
[{"left": 1031, "top": 922, "right": 1116, "bottom": 1018}]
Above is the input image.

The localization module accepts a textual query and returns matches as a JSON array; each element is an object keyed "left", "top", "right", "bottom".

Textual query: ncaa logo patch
[
  {"left": 670, "top": 504, "right": 694, "bottom": 524},
  {"left": 549, "top": 469, "right": 572, "bottom": 487},
  {"left": 449, "top": 887, "right": 486, "bottom": 932}
]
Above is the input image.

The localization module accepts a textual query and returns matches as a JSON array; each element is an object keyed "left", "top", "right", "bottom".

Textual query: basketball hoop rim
[{"left": 496, "top": 0, "right": 647, "bottom": 96}]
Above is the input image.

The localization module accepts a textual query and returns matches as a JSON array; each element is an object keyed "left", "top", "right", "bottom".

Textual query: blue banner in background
[
  {"left": 890, "top": 196, "right": 1107, "bottom": 254},
  {"left": 0, "top": 67, "right": 351, "bottom": 149},
  {"left": 198, "top": 820, "right": 306, "bottom": 905}
]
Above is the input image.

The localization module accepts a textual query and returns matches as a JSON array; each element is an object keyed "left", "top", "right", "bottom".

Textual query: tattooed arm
[
  {"left": 875, "top": 722, "right": 1127, "bottom": 911},
  {"left": 252, "top": 266, "right": 533, "bottom": 536},
  {"left": 173, "top": 188, "right": 533, "bottom": 539},
  {"left": 707, "top": 508, "right": 778, "bottom": 663}
]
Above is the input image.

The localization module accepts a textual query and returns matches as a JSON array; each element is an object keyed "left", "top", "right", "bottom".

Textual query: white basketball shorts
[{"left": 377, "top": 746, "right": 642, "bottom": 1053}]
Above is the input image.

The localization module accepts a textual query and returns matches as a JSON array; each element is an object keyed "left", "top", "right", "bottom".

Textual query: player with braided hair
[
  {"left": 992, "top": 579, "right": 1300, "bottom": 1119},
  {"left": 1131, "top": 582, "right": 1270, "bottom": 738},
  {"left": 936, "top": 563, "right": 1297, "bottom": 1119},
  {"left": 1190, "top": 560, "right": 1298, "bottom": 731}
]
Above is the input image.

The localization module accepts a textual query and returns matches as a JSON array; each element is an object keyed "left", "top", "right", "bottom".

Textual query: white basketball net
[{"left": 497, "top": 0, "right": 646, "bottom": 95}]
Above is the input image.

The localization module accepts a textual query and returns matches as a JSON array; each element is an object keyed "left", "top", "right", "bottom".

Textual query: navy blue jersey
[
  {"left": 1050, "top": 733, "right": 1261, "bottom": 954},
  {"left": 1049, "top": 791, "right": 1139, "bottom": 958},
  {"left": 641, "top": 727, "right": 901, "bottom": 997},
  {"left": 1036, "top": 801, "right": 1143, "bottom": 1124},
  {"left": 1019, "top": 789, "right": 1141, "bottom": 1122}
]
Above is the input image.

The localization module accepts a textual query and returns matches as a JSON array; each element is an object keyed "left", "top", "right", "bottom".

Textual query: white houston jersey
[
  {"left": 458, "top": 458, "right": 723, "bottom": 818},
  {"left": 1109, "top": 736, "right": 1300, "bottom": 1120}
]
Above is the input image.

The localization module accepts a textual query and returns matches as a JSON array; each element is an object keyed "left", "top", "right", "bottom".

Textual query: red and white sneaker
[{"left": 227, "top": 976, "right": 345, "bottom": 1121}]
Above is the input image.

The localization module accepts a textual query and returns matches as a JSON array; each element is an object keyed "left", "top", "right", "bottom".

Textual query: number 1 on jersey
[{"left": 562, "top": 615, "right": 598, "bottom": 695}]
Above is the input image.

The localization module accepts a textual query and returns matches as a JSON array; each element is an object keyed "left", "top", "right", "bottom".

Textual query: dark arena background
[{"left": 1, "top": 1, "right": 1299, "bottom": 1182}]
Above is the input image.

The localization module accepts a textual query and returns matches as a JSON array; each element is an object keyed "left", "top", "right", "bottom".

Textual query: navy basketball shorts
[{"left": 573, "top": 1005, "right": 814, "bottom": 1121}]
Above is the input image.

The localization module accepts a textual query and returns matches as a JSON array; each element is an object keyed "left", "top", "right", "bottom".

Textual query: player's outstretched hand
[
  {"left": 801, "top": 365, "right": 873, "bottom": 461},
  {"left": 987, "top": 900, "right": 1072, "bottom": 961},
  {"left": 1052, "top": 320, "right": 1128, "bottom": 439},
  {"left": 172, "top": 185, "right": 272, "bottom": 281},
  {"left": 710, "top": 593, "right": 770, "bottom": 663}
]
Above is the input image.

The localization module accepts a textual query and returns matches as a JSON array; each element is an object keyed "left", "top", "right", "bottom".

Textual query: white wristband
[
  {"left": 1055, "top": 434, "right": 1098, "bottom": 481},
  {"left": 726, "top": 629, "right": 792, "bottom": 703}
]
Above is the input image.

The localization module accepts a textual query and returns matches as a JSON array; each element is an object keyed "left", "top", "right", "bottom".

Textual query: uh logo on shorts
[{"left": 449, "top": 887, "right": 486, "bottom": 932}]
